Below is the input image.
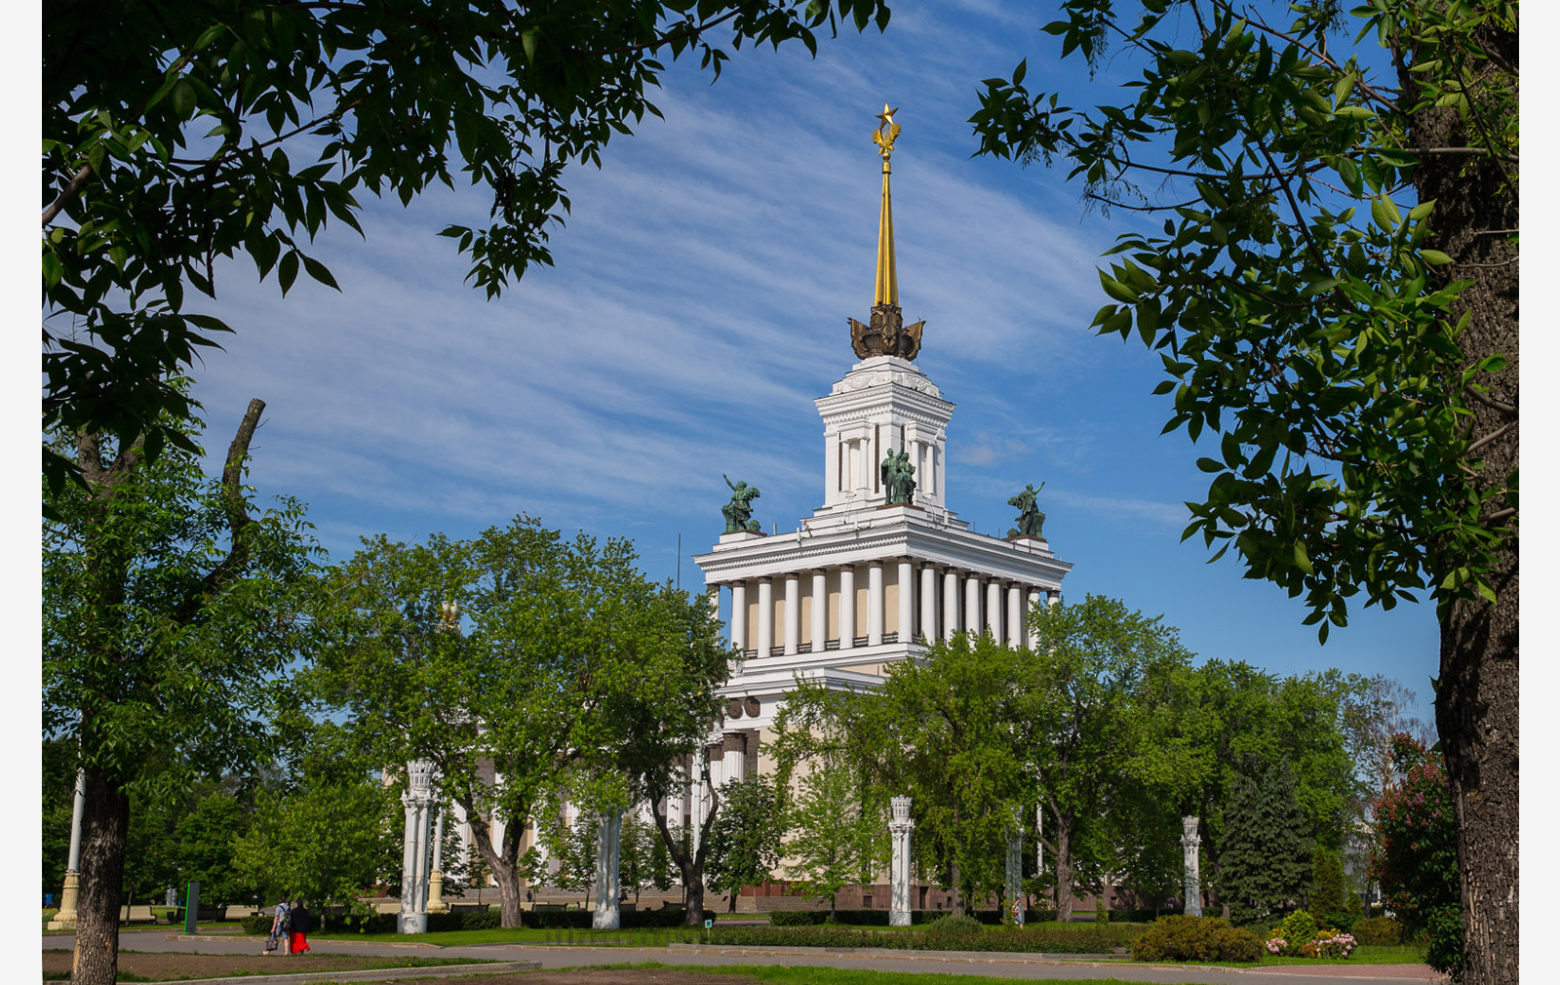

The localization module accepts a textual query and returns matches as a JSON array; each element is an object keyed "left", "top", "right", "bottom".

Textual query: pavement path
[{"left": 41, "top": 930, "right": 1446, "bottom": 985}]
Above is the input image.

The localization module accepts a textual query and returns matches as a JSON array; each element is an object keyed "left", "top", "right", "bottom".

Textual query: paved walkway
[{"left": 42, "top": 931, "right": 1446, "bottom": 985}]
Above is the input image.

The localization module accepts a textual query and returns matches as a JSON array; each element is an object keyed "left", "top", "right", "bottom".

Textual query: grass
[
  {"left": 1255, "top": 943, "right": 1427, "bottom": 966},
  {"left": 41, "top": 952, "right": 495, "bottom": 982},
  {"left": 569, "top": 964, "right": 1220, "bottom": 985}
]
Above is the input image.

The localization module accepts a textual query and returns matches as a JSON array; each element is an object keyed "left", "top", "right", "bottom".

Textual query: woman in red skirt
[{"left": 287, "top": 900, "right": 312, "bottom": 955}]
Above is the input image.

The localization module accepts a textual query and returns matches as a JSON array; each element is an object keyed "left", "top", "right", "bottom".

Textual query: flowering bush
[
  {"left": 1264, "top": 936, "right": 1288, "bottom": 954},
  {"left": 1311, "top": 931, "right": 1357, "bottom": 959}
]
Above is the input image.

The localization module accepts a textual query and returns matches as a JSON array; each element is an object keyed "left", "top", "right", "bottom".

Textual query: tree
[
  {"left": 1309, "top": 845, "right": 1347, "bottom": 925},
  {"left": 42, "top": 400, "right": 315, "bottom": 985},
  {"left": 780, "top": 756, "right": 883, "bottom": 918},
  {"left": 230, "top": 733, "right": 402, "bottom": 924},
  {"left": 704, "top": 774, "right": 786, "bottom": 912},
  {"left": 1218, "top": 763, "right": 1313, "bottom": 925},
  {"left": 970, "top": 3, "right": 1515, "bottom": 979},
  {"left": 1372, "top": 734, "right": 1462, "bottom": 978},
  {"left": 41, "top": 0, "right": 892, "bottom": 493},
  {"left": 1016, "top": 595, "right": 1197, "bottom": 921},
  {"left": 308, "top": 517, "right": 728, "bottom": 929}
]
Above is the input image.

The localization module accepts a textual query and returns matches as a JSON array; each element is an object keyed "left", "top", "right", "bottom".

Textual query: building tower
[{"left": 690, "top": 105, "right": 1073, "bottom": 814}]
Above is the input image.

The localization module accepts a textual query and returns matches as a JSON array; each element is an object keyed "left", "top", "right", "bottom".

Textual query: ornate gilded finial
[{"left": 849, "top": 103, "right": 924, "bottom": 361}]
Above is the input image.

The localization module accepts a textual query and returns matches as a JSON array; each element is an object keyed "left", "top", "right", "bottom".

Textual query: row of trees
[{"left": 767, "top": 596, "right": 1414, "bottom": 924}]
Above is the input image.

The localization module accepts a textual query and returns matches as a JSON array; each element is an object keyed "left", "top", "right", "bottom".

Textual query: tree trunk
[
  {"left": 1053, "top": 822, "right": 1075, "bottom": 923},
  {"left": 1406, "top": 19, "right": 1519, "bottom": 985},
  {"left": 72, "top": 766, "right": 128, "bottom": 985},
  {"left": 463, "top": 810, "right": 525, "bottom": 929},
  {"left": 648, "top": 786, "right": 715, "bottom": 927}
]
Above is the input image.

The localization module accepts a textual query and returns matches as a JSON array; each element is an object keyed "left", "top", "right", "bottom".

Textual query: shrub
[
  {"left": 1130, "top": 916, "right": 1263, "bottom": 963},
  {"left": 708, "top": 923, "right": 1139, "bottom": 954},
  {"left": 1309, "top": 930, "right": 1357, "bottom": 959},
  {"left": 1351, "top": 915, "right": 1402, "bottom": 946},
  {"left": 1277, "top": 910, "right": 1318, "bottom": 949},
  {"left": 923, "top": 913, "right": 984, "bottom": 945}
]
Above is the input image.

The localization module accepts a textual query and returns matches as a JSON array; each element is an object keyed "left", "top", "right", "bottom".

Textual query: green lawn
[{"left": 570, "top": 965, "right": 1219, "bottom": 985}]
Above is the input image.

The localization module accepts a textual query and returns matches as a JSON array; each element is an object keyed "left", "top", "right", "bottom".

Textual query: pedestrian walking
[
  {"left": 264, "top": 895, "right": 290, "bottom": 955},
  {"left": 287, "top": 899, "right": 312, "bottom": 955}
]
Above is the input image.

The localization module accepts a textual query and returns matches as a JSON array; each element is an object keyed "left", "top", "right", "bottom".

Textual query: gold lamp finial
[{"left": 872, "top": 103, "right": 901, "bottom": 307}]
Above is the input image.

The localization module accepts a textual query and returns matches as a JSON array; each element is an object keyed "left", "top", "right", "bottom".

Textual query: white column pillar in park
[
  {"left": 889, "top": 796, "right": 916, "bottom": 927},
  {"left": 730, "top": 582, "right": 747, "bottom": 653},
  {"left": 919, "top": 564, "right": 937, "bottom": 643},
  {"left": 722, "top": 731, "right": 746, "bottom": 784},
  {"left": 868, "top": 561, "right": 885, "bottom": 646},
  {"left": 427, "top": 808, "right": 448, "bottom": 913},
  {"left": 690, "top": 747, "right": 709, "bottom": 854},
  {"left": 784, "top": 574, "right": 800, "bottom": 656},
  {"left": 897, "top": 559, "right": 914, "bottom": 643},
  {"left": 839, "top": 566, "right": 857, "bottom": 649},
  {"left": 986, "top": 580, "right": 1003, "bottom": 639},
  {"left": 593, "top": 812, "right": 623, "bottom": 929},
  {"left": 756, "top": 579, "right": 774, "bottom": 657},
  {"left": 1181, "top": 816, "right": 1203, "bottom": 917},
  {"left": 810, "top": 570, "right": 827, "bottom": 652},
  {"left": 398, "top": 759, "right": 434, "bottom": 934},
  {"left": 1006, "top": 585, "right": 1024, "bottom": 649},
  {"left": 964, "top": 574, "right": 982, "bottom": 637},
  {"left": 942, "top": 569, "right": 959, "bottom": 641},
  {"left": 47, "top": 770, "right": 86, "bottom": 930},
  {"left": 1027, "top": 589, "right": 1042, "bottom": 649}
]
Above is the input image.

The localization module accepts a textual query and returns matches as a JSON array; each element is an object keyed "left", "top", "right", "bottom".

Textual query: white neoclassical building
[{"left": 682, "top": 105, "right": 1073, "bottom": 830}]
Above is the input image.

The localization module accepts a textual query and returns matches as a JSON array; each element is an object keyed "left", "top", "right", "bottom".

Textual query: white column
[
  {"left": 868, "top": 561, "right": 885, "bottom": 646},
  {"left": 1182, "top": 816, "right": 1203, "bottom": 917},
  {"left": 690, "top": 747, "right": 709, "bottom": 853},
  {"left": 897, "top": 559, "right": 914, "bottom": 643},
  {"left": 756, "top": 578, "right": 774, "bottom": 657},
  {"left": 784, "top": 573, "right": 800, "bottom": 655},
  {"left": 593, "top": 813, "right": 623, "bottom": 929},
  {"left": 428, "top": 808, "right": 448, "bottom": 912},
  {"left": 723, "top": 731, "right": 746, "bottom": 785},
  {"left": 889, "top": 796, "right": 915, "bottom": 927},
  {"left": 730, "top": 582, "right": 747, "bottom": 653},
  {"left": 942, "top": 569, "right": 959, "bottom": 641},
  {"left": 399, "top": 760, "right": 434, "bottom": 934},
  {"left": 825, "top": 432, "right": 841, "bottom": 503},
  {"left": 1007, "top": 585, "right": 1023, "bottom": 649},
  {"left": 1049, "top": 589, "right": 1062, "bottom": 608},
  {"left": 986, "top": 580, "right": 1002, "bottom": 639},
  {"left": 810, "top": 570, "right": 827, "bottom": 652},
  {"left": 839, "top": 566, "right": 857, "bottom": 649},
  {"left": 48, "top": 770, "right": 86, "bottom": 930},
  {"left": 919, "top": 563, "right": 937, "bottom": 643},
  {"left": 965, "top": 574, "right": 981, "bottom": 636},
  {"left": 1027, "top": 588, "right": 1042, "bottom": 649}
]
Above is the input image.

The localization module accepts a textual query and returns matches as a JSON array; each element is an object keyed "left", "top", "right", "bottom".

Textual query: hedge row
[
  {"left": 768, "top": 908, "right": 1060, "bottom": 927},
  {"left": 240, "top": 904, "right": 699, "bottom": 936},
  {"left": 709, "top": 924, "right": 1138, "bottom": 953},
  {"left": 1129, "top": 916, "right": 1263, "bottom": 963}
]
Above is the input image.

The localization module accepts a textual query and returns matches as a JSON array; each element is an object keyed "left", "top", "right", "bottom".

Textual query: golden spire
[
  {"left": 848, "top": 103, "right": 923, "bottom": 361},
  {"left": 872, "top": 103, "right": 900, "bottom": 307}
]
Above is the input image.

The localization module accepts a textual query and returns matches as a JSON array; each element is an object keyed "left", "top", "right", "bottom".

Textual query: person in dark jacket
[{"left": 287, "top": 900, "right": 312, "bottom": 954}]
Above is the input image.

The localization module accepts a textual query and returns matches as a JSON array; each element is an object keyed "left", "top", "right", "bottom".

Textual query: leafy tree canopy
[{"left": 41, "top": 0, "right": 892, "bottom": 495}]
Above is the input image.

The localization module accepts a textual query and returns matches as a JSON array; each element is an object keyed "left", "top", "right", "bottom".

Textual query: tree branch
[{"left": 173, "top": 398, "right": 264, "bottom": 623}]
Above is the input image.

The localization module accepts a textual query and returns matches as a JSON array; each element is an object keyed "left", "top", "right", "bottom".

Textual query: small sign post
[{"left": 183, "top": 882, "right": 200, "bottom": 936}]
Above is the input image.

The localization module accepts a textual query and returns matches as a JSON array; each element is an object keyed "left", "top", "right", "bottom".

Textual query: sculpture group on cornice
[
  {"left": 1007, "top": 482, "right": 1046, "bottom": 539},
  {"left": 721, "top": 474, "right": 761, "bottom": 534}
]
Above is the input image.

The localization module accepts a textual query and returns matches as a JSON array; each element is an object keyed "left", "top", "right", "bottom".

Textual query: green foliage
[
  {"left": 923, "top": 913, "right": 985, "bottom": 945},
  {"left": 1352, "top": 915, "right": 1403, "bottom": 946},
  {"left": 40, "top": 0, "right": 894, "bottom": 494},
  {"left": 969, "top": 0, "right": 1516, "bottom": 629},
  {"left": 1277, "top": 910, "right": 1319, "bottom": 949},
  {"left": 1130, "top": 915, "right": 1263, "bottom": 963},
  {"left": 42, "top": 408, "right": 317, "bottom": 796},
  {"left": 1309, "top": 846, "right": 1346, "bottom": 923},
  {"left": 704, "top": 774, "right": 787, "bottom": 909},
  {"left": 711, "top": 922, "right": 1139, "bottom": 953},
  {"left": 308, "top": 516, "right": 729, "bottom": 926},
  {"left": 1218, "top": 765, "right": 1313, "bottom": 924},
  {"left": 1370, "top": 734, "right": 1461, "bottom": 977},
  {"left": 230, "top": 729, "right": 401, "bottom": 920},
  {"left": 782, "top": 755, "right": 886, "bottom": 915}
]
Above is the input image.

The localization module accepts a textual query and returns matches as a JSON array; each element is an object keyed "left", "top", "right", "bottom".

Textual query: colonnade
[{"left": 720, "top": 561, "right": 1060, "bottom": 656}]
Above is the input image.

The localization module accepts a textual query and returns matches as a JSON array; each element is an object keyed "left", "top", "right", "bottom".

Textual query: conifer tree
[{"left": 1218, "top": 765, "right": 1313, "bottom": 924}]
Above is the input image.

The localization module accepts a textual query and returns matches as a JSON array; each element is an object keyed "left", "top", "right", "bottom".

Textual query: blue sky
[{"left": 146, "top": 2, "right": 1439, "bottom": 722}]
